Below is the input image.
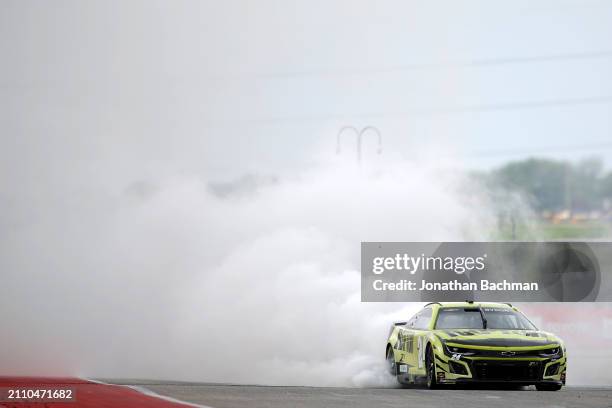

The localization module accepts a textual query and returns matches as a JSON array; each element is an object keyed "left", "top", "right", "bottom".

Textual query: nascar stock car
[{"left": 385, "top": 302, "right": 566, "bottom": 390}]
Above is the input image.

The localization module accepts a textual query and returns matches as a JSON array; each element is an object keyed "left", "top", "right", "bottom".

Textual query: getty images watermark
[{"left": 361, "top": 242, "right": 611, "bottom": 302}]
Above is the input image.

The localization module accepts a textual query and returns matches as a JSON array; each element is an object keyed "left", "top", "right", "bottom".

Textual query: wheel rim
[{"left": 387, "top": 348, "right": 396, "bottom": 374}]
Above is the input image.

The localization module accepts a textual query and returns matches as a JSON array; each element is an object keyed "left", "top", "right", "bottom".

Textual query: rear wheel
[
  {"left": 425, "top": 345, "right": 438, "bottom": 389},
  {"left": 386, "top": 346, "right": 397, "bottom": 375},
  {"left": 535, "top": 383, "right": 562, "bottom": 391}
]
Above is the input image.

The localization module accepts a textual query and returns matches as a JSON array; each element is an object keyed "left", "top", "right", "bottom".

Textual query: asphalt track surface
[
  {"left": 2, "top": 378, "right": 611, "bottom": 407},
  {"left": 133, "top": 381, "right": 612, "bottom": 408}
]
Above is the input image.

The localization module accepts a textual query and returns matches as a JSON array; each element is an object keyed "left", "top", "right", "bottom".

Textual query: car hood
[{"left": 433, "top": 329, "right": 561, "bottom": 348}]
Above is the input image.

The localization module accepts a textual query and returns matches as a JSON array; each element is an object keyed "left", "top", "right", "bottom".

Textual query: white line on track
[{"left": 86, "top": 378, "right": 214, "bottom": 408}]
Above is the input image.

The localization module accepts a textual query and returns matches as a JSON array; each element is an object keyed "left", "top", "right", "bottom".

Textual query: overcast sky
[{"left": 2, "top": 0, "right": 612, "bottom": 185}]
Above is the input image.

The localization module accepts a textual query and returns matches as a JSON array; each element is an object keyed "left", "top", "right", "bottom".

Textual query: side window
[
  {"left": 407, "top": 312, "right": 419, "bottom": 328},
  {"left": 413, "top": 307, "right": 433, "bottom": 330}
]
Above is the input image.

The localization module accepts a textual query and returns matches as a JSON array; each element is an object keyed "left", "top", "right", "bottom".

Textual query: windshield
[{"left": 434, "top": 307, "right": 537, "bottom": 330}]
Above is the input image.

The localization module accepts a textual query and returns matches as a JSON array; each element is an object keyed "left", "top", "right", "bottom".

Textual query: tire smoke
[{"left": 0, "top": 156, "right": 495, "bottom": 386}]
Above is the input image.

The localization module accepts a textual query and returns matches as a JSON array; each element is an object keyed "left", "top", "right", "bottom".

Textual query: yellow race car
[{"left": 385, "top": 302, "right": 566, "bottom": 390}]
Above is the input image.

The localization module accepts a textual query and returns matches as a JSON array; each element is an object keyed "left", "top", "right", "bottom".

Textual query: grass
[{"left": 495, "top": 221, "right": 612, "bottom": 240}]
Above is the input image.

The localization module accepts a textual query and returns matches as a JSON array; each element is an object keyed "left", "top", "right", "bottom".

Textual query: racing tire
[
  {"left": 535, "top": 383, "right": 562, "bottom": 391},
  {"left": 386, "top": 346, "right": 397, "bottom": 376},
  {"left": 425, "top": 345, "right": 438, "bottom": 389}
]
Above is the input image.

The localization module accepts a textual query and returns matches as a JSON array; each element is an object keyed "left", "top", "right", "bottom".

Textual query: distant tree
[
  {"left": 493, "top": 158, "right": 568, "bottom": 212},
  {"left": 570, "top": 157, "right": 604, "bottom": 211},
  {"left": 492, "top": 157, "right": 608, "bottom": 212},
  {"left": 601, "top": 172, "right": 612, "bottom": 201}
]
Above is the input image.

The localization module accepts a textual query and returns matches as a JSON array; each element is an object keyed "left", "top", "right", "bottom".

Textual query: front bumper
[{"left": 434, "top": 354, "right": 567, "bottom": 385}]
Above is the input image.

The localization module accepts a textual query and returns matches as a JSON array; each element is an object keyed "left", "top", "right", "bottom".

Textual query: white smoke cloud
[
  {"left": 0, "top": 153, "right": 498, "bottom": 386},
  {"left": 3, "top": 150, "right": 610, "bottom": 386}
]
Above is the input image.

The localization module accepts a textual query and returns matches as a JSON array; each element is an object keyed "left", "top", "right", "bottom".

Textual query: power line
[
  {"left": 8, "top": 48, "right": 608, "bottom": 88},
  {"left": 254, "top": 49, "right": 612, "bottom": 79},
  {"left": 204, "top": 94, "right": 612, "bottom": 126}
]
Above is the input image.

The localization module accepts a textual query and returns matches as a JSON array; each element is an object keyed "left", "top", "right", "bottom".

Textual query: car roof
[{"left": 425, "top": 302, "right": 514, "bottom": 309}]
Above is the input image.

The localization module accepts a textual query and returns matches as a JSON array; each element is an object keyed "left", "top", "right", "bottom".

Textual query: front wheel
[
  {"left": 535, "top": 383, "right": 562, "bottom": 391},
  {"left": 425, "top": 346, "right": 438, "bottom": 389}
]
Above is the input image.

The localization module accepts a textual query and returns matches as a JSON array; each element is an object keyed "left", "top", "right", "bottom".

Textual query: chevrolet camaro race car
[{"left": 385, "top": 302, "right": 566, "bottom": 390}]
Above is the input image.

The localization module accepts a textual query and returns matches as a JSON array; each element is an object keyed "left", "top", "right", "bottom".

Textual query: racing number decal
[{"left": 417, "top": 336, "right": 424, "bottom": 369}]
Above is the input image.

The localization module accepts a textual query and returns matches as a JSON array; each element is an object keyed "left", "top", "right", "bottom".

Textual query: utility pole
[{"left": 564, "top": 163, "right": 572, "bottom": 215}]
